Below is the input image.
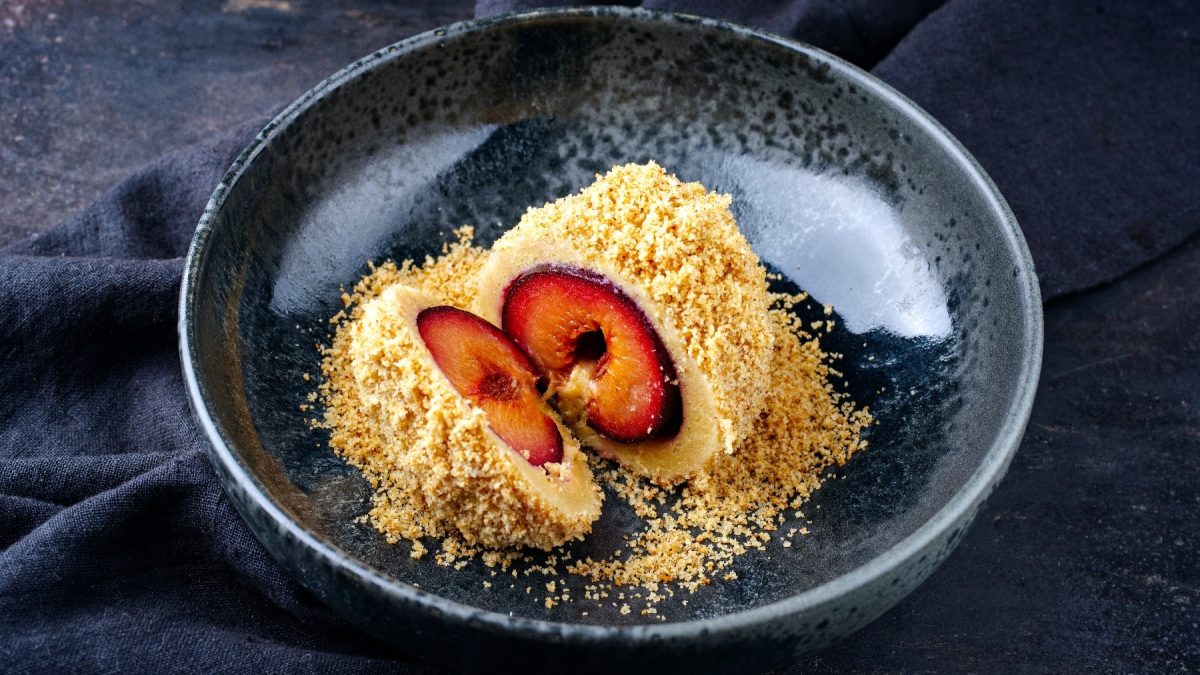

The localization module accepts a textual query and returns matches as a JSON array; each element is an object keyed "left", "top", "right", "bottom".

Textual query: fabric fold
[{"left": 874, "top": 0, "right": 1200, "bottom": 297}]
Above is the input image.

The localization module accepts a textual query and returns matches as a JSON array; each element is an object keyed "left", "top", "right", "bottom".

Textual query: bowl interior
[{"left": 188, "top": 11, "right": 1036, "bottom": 628}]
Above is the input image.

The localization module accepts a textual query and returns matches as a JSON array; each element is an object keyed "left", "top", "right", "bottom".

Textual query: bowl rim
[{"left": 179, "top": 5, "right": 1043, "bottom": 646}]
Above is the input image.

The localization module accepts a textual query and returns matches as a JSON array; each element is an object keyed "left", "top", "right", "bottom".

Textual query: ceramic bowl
[{"left": 179, "top": 7, "right": 1042, "bottom": 672}]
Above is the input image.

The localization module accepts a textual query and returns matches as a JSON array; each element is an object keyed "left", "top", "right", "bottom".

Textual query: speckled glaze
[{"left": 179, "top": 8, "right": 1042, "bottom": 672}]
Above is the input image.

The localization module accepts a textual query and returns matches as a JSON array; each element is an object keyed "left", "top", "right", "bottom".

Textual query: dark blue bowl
[{"left": 179, "top": 7, "right": 1042, "bottom": 672}]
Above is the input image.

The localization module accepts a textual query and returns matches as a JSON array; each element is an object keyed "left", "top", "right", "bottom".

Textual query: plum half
[
  {"left": 417, "top": 305, "right": 563, "bottom": 466},
  {"left": 501, "top": 265, "right": 682, "bottom": 444}
]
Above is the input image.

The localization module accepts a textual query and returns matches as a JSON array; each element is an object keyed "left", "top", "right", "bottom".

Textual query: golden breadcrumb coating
[
  {"left": 476, "top": 162, "right": 774, "bottom": 483},
  {"left": 319, "top": 231, "right": 600, "bottom": 551}
]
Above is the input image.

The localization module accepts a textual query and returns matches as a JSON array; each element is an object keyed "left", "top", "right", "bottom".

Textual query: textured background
[
  {"left": 0, "top": 0, "right": 474, "bottom": 245},
  {"left": 1, "top": 1, "right": 1197, "bottom": 671}
]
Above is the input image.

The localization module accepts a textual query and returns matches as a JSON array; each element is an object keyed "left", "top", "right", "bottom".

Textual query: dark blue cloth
[{"left": 1, "top": 1, "right": 1197, "bottom": 671}]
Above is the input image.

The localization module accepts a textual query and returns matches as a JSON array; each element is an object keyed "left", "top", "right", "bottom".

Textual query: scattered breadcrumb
[
  {"left": 410, "top": 540, "right": 427, "bottom": 560},
  {"left": 566, "top": 299, "right": 870, "bottom": 592},
  {"left": 313, "top": 166, "right": 871, "bottom": 614}
]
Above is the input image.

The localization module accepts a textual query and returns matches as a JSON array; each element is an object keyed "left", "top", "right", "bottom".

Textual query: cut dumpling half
[
  {"left": 346, "top": 284, "right": 601, "bottom": 549},
  {"left": 475, "top": 162, "right": 774, "bottom": 485}
]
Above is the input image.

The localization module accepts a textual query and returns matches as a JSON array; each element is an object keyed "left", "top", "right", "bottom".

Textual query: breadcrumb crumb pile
[
  {"left": 315, "top": 164, "right": 872, "bottom": 609},
  {"left": 569, "top": 300, "right": 871, "bottom": 590}
]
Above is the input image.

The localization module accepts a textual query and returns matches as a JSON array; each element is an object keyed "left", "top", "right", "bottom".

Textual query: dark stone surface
[
  {"left": 0, "top": 0, "right": 473, "bottom": 246},
  {"left": 2, "top": 2, "right": 1197, "bottom": 672},
  {"left": 813, "top": 231, "right": 1200, "bottom": 672}
]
